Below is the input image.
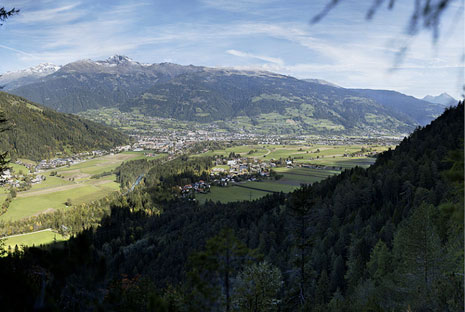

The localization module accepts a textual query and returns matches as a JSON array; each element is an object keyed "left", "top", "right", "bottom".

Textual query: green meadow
[
  {"left": 196, "top": 185, "right": 270, "bottom": 204},
  {"left": 197, "top": 166, "right": 340, "bottom": 204},
  {"left": 1, "top": 181, "right": 118, "bottom": 221},
  {"left": 273, "top": 167, "right": 340, "bottom": 185},
  {"left": 193, "top": 143, "right": 391, "bottom": 163},
  {"left": 3, "top": 229, "right": 66, "bottom": 250},
  {"left": 8, "top": 162, "right": 31, "bottom": 174},
  {"left": 238, "top": 181, "right": 299, "bottom": 193}
]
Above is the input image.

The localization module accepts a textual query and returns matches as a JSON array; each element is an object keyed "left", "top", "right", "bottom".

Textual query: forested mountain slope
[
  {"left": 352, "top": 88, "right": 445, "bottom": 125},
  {"left": 122, "top": 69, "right": 410, "bottom": 131},
  {"left": 0, "top": 103, "right": 462, "bottom": 311},
  {"left": 0, "top": 92, "right": 129, "bottom": 160},
  {"left": 10, "top": 56, "right": 203, "bottom": 113}
]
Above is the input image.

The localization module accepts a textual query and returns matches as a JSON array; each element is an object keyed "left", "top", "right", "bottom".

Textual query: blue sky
[{"left": 0, "top": 0, "right": 463, "bottom": 98}]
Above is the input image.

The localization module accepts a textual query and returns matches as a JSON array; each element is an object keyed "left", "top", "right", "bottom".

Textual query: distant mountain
[
  {"left": 0, "top": 92, "right": 129, "bottom": 160},
  {"left": 352, "top": 89, "right": 446, "bottom": 126},
  {"left": 10, "top": 55, "right": 203, "bottom": 113},
  {"left": 422, "top": 93, "right": 457, "bottom": 106},
  {"left": 121, "top": 68, "right": 413, "bottom": 135},
  {"left": 0, "top": 63, "right": 61, "bottom": 90},
  {"left": 3, "top": 55, "right": 447, "bottom": 135}
]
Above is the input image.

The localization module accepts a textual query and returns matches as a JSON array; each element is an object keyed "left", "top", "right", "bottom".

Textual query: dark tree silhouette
[
  {"left": 0, "top": 5, "right": 18, "bottom": 171},
  {"left": 0, "top": 6, "right": 18, "bottom": 25},
  {"left": 312, "top": 0, "right": 455, "bottom": 41},
  {"left": 312, "top": 0, "right": 463, "bottom": 90},
  {"left": 0, "top": 111, "right": 9, "bottom": 174}
]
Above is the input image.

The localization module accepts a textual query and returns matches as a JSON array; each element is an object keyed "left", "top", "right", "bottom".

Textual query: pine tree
[
  {"left": 287, "top": 189, "right": 314, "bottom": 307},
  {"left": 393, "top": 203, "right": 444, "bottom": 310},
  {"left": 187, "top": 229, "right": 258, "bottom": 311},
  {"left": 232, "top": 261, "right": 282, "bottom": 312}
]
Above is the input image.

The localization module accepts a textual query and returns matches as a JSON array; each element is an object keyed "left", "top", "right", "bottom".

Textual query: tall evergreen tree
[{"left": 232, "top": 261, "right": 282, "bottom": 312}]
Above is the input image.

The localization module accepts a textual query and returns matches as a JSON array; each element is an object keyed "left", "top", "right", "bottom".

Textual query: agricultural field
[
  {"left": 197, "top": 167, "right": 340, "bottom": 204},
  {"left": 273, "top": 167, "right": 340, "bottom": 185},
  {"left": 196, "top": 185, "right": 270, "bottom": 204},
  {"left": 193, "top": 145, "right": 270, "bottom": 158},
  {"left": 195, "top": 143, "right": 393, "bottom": 203},
  {"left": 193, "top": 143, "right": 392, "bottom": 166},
  {"left": 2, "top": 229, "right": 66, "bottom": 250},
  {"left": 0, "top": 151, "right": 162, "bottom": 222}
]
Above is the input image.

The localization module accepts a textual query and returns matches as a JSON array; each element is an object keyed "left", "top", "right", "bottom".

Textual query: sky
[{"left": 0, "top": 0, "right": 463, "bottom": 99}]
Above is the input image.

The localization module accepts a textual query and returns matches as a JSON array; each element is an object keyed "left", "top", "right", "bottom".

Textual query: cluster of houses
[
  {"left": 35, "top": 150, "right": 111, "bottom": 171},
  {"left": 36, "top": 157, "right": 81, "bottom": 170},
  {"left": 180, "top": 180, "right": 210, "bottom": 196},
  {"left": 179, "top": 157, "right": 278, "bottom": 196},
  {"left": 206, "top": 157, "right": 277, "bottom": 187},
  {"left": 226, "top": 159, "right": 273, "bottom": 177},
  {"left": 0, "top": 168, "right": 45, "bottom": 188}
]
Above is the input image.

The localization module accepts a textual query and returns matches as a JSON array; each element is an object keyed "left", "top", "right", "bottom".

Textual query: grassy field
[
  {"left": 193, "top": 144, "right": 391, "bottom": 166},
  {"left": 193, "top": 145, "right": 269, "bottom": 158},
  {"left": 2, "top": 181, "right": 119, "bottom": 220},
  {"left": 297, "top": 156, "right": 376, "bottom": 169},
  {"left": 238, "top": 181, "right": 299, "bottom": 192},
  {"left": 273, "top": 167, "right": 341, "bottom": 185},
  {"left": 30, "top": 175, "right": 74, "bottom": 190},
  {"left": 0, "top": 151, "right": 160, "bottom": 222},
  {"left": 9, "top": 162, "right": 31, "bottom": 174},
  {"left": 55, "top": 151, "right": 152, "bottom": 180},
  {"left": 196, "top": 185, "right": 270, "bottom": 204},
  {"left": 3, "top": 229, "right": 66, "bottom": 250}
]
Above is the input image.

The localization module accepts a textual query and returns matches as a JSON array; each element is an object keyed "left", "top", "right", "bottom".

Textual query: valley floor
[
  {"left": 195, "top": 143, "right": 390, "bottom": 203},
  {"left": 0, "top": 143, "right": 391, "bottom": 249},
  {"left": 0, "top": 151, "right": 162, "bottom": 248}
]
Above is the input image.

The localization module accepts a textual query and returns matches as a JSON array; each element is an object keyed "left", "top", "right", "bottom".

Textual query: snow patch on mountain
[
  {"left": 1, "top": 63, "right": 61, "bottom": 78},
  {"left": 0, "top": 63, "right": 61, "bottom": 90},
  {"left": 95, "top": 55, "right": 148, "bottom": 67}
]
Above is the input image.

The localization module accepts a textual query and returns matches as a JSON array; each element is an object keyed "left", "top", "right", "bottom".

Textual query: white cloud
[
  {"left": 226, "top": 49, "right": 284, "bottom": 65},
  {"left": 200, "top": 0, "right": 278, "bottom": 13},
  {"left": 0, "top": 44, "right": 36, "bottom": 57},
  {"left": 16, "top": 3, "right": 82, "bottom": 24}
]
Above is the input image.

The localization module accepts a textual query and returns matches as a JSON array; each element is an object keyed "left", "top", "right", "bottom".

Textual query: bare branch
[
  {"left": 312, "top": 0, "right": 455, "bottom": 42},
  {"left": 311, "top": 0, "right": 341, "bottom": 24},
  {"left": 0, "top": 7, "right": 19, "bottom": 25}
]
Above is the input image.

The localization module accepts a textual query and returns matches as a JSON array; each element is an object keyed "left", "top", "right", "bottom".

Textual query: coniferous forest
[
  {"left": 0, "top": 102, "right": 462, "bottom": 311},
  {"left": 0, "top": 92, "right": 129, "bottom": 160}
]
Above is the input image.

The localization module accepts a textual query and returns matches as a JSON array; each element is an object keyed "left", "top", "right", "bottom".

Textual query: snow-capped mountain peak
[
  {"left": 97, "top": 55, "right": 138, "bottom": 66},
  {"left": 0, "top": 63, "right": 62, "bottom": 90},
  {"left": 24, "top": 63, "right": 61, "bottom": 74},
  {"left": 2, "top": 63, "right": 61, "bottom": 77}
]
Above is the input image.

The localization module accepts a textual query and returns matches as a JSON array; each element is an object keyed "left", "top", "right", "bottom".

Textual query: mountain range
[
  {"left": 0, "top": 63, "right": 61, "bottom": 90},
  {"left": 351, "top": 89, "right": 446, "bottom": 126},
  {"left": 1, "top": 55, "right": 449, "bottom": 135}
]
